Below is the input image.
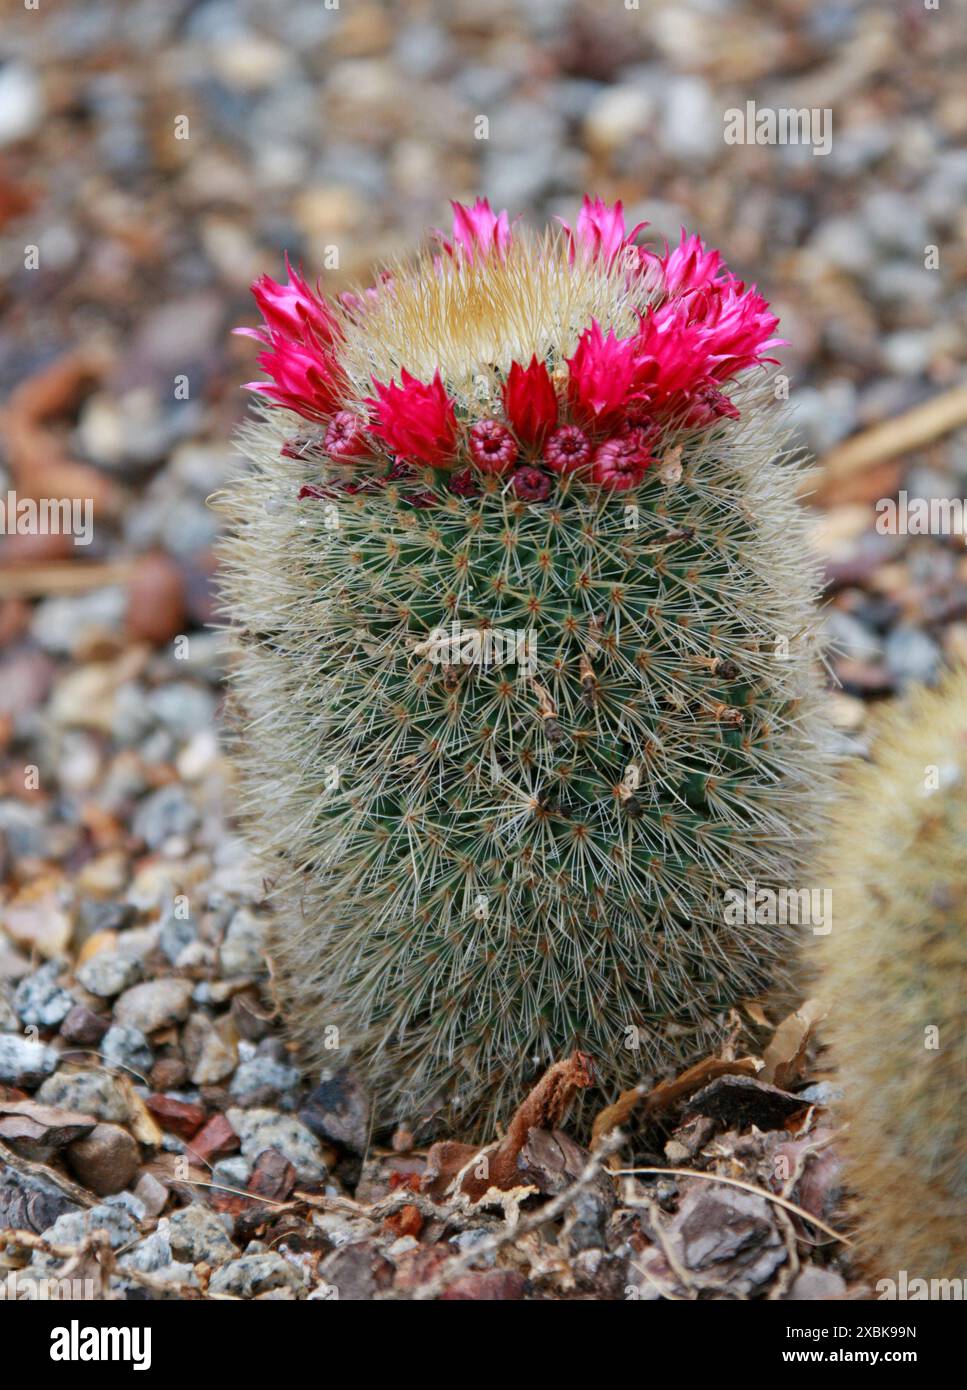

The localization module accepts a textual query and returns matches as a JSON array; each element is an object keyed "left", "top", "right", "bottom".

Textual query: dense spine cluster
[
  {"left": 816, "top": 669, "right": 967, "bottom": 1284},
  {"left": 217, "top": 198, "right": 828, "bottom": 1134}
]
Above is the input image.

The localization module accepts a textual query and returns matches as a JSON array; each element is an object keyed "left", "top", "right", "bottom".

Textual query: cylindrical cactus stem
[
  {"left": 816, "top": 666, "right": 967, "bottom": 1287},
  {"left": 217, "top": 197, "right": 829, "bottom": 1136}
]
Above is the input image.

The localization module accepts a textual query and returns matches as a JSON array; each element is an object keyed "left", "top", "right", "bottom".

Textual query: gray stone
[
  {"left": 0, "top": 1036, "right": 58, "bottom": 1088},
  {"left": 211, "top": 1156, "right": 251, "bottom": 1189},
  {"left": 36, "top": 1069, "right": 129, "bottom": 1123},
  {"left": 168, "top": 1203, "right": 238, "bottom": 1264},
  {"left": 884, "top": 626, "right": 940, "bottom": 689},
  {"left": 230, "top": 1055, "right": 301, "bottom": 1104},
  {"left": 146, "top": 683, "right": 218, "bottom": 742},
  {"left": 207, "top": 1253, "right": 303, "bottom": 1297},
  {"left": 40, "top": 1197, "right": 140, "bottom": 1255},
  {"left": 76, "top": 949, "right": 142, "bottom": 999},
  {"left": 14, "top": 961, "right": 74, "bottom": 1028},
  {"left": 227, "top": 1107, "right": 328, "bottom": 1184},
  {"left": 114, "top": 978, "right": 194, "bottom": 1033},
  {"left": 101, "top": 1024, "right": 153, "bottom": 1074},
  {"left": 218, "top": 908, "right": 266, "bottom": 978},
  {"left": 117, "top": 1220, "right": 173, "bottom": 1273},
  {"left": 159, "top": 911, "right": 198, "bottom": 965},
  {"left": 132, "top": 785, "right": 201, "bottom": 849},
  {"left": 824, "top": 609, "right": 882, "bottom": 662}
]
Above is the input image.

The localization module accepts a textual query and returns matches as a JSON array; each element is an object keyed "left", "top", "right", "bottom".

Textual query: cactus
[
  {"left": 816, "top": 668, "right": 967, "bottom": 1284},
  {"left": 217, "top": 198, "right": 828, "bottom": 1135}
]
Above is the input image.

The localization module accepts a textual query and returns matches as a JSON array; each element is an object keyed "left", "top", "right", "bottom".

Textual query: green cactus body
[
  {"left": 817, "top": 669, "right": 967, "bottom": 1284},
  {"left": 217, "top": 204, "right": 828, "bottom": 1134}
]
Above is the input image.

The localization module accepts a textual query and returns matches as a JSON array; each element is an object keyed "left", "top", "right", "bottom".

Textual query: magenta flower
[
  {"left": 559, "top": 196, "right": 648, "bottom": 270},
  {"left": 238, "top": 256, "right": 347, "bottom": 422},
  {"left": 566, "top": 321, "right": 648, "bottom": 428},
  {"left": 644, "top": 231, "right": 726, "bottom": 298},
  {"left": 366, "top": 369, "right": 459, "bottom": 469},
  {"left": 685, "top": 280, "right": 783, "bottom": 381},
  {"left": 511, "top": 466, "right": 553, "bottom": 502},
  {"left": 243, "top": 255, "right": 341, "bottom": 347},
  {"left": 436, "top": 198, "right": 513, "bottom": 264},
  {"left": 469, "top": 419, "right": 518, "bottom": 474},
  {"left": 244, "top": 330, "right": 346, "bottom": 422},
  {"left": 502, "top": 356, "right": 558, "bottom": 446},
  {"left": 544, "top": 424, "right": 591, "bottom": 474}
]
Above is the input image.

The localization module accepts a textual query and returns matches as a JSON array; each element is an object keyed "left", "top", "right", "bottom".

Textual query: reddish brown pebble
[
  {"left": 145, "top": 1094, "right": 205, "bottom": 1140},
  {"left": 125, "top": 551, "right": 186, "bottom": 646},
  {"left": 149, "top": 1055, "right": 188, "bottom": 1091},
  {"left": 186, "top": 1112, "right": 239, "bottom": 1164},
  {"left": 66, "top": 1123, "right": 140, "bottom": 1196},
  {"left": 60, "top": 1004, "right": 110, "bottom": 1047},
  {"left": 247, "top": 1148, "right": 296, "bottom": 1203},
  {"left": 440, "top": 1270, "right": 527, "bottom": 1300},
  {"left": 383, "top": 1203, "right": 423, "bottom": 1240}
]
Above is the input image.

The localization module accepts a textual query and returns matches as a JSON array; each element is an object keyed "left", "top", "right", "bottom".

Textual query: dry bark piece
[
  {"left": 591, "top": 1053, "right": 762, "bottom": 1148},
  {"left": 422, "top": 1052, "right": 594, "bottom": 1202},
  {"left": 685, "top": 1074, "right": 808, "bottom": 1131},
  {"left": 0, "top": 1099, "right": 96, "bottom": 1148}
]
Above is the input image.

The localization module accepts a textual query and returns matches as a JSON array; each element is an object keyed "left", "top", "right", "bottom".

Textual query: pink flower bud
[
  {"left": 469, "top": 419, "right": 518, "bottom": 473},
  {"left": 544, "top": 424, "right": 591, "bottom": 474}
]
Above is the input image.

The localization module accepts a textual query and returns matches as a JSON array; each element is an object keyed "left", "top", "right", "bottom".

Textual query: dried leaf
[{"left": 762, "top": 998, "right": 827, "bottom": 1089}]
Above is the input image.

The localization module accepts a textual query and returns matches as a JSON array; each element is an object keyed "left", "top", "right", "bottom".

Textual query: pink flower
[
  {"left": 238, "top": 257, "right": 346, "bottom": 421},
  {"left": 365, "top": 369, "right": 459, "bottom": 469},
  {"left": 325, "top": 411, "right": 368, "bottom": 457},
  {"left": 469, "top": 419, "right": 518, "bottom": 473},
  {"left": 559, "top": 196, "right": 648, "bottom": 270},
  {"left": 590, "top": 436, "right": 653, "bottom": 490},
  {"left": 243, "top": 255, "right": 341, "bottom": 347},
  {"left": 544, "top": 424, "right": 591, "bottom": 474},
  {"left": 566, "top": 321, "right": 647, "bottom": 428},
  {"left": 244, "top": 330, "right": 346, "bottom": 422},
  {"left": 436, "top": 198, "right": 513, "bottom": 263},
  {"left": 502, "top": 357, "right": 558, "bottom": 446},
  {"left": 644, "top": 231, "right": 726, "bottom": 298},
  {"left": 511, "top": 466, "right": 553, "bottom": 502},
  {"left": 685, "top": 280, "right": 782, "bottom": 381},
  {"left": 339, "top": 271, "right": 394, "bottom": 320}
]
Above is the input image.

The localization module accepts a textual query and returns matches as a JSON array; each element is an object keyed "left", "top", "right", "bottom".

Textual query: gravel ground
[{"left": 0, "top": 0, "right": 964, "bottom": 1300}]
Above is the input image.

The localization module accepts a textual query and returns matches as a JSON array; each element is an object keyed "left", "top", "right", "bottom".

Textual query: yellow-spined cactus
[{"left": 817, "top": 667, "right": 967, "bottom": 1288}]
